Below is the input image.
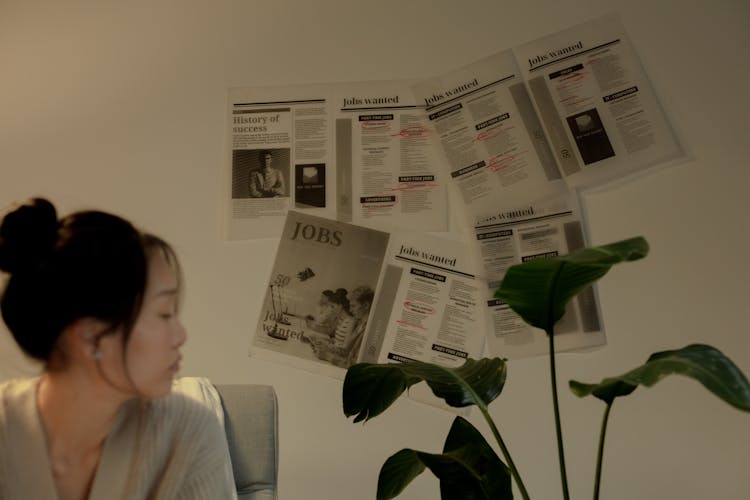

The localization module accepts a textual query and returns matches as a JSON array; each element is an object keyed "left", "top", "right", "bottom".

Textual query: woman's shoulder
[
  {"left": 147, "top": 388, "right": 221, "bottom": 429},
  {"left": 131, "top": 385, "right": 228, "bottom": 472},
  {"left": 122, "top": 380, "right": 235, "bottom": 497},
  {"left": 0, "top": 377, "right": 39, "bottom": 414},
  {"left": 141, "top": 378, "right": 226, "bottom": 440},
  {"left": 0, "top": 376, "right": 38, "bottom": 394},
  {"left": 0, "top": 378, "right": 40, "bottom": 457}
]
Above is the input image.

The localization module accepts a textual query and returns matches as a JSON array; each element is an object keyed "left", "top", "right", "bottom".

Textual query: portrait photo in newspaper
[{"left": 232, "top": 148, "right": 290, "bottom": 199}]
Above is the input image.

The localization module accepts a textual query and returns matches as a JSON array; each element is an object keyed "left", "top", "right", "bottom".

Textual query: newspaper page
[
  {"left": 358, "top": 232, "right": 485, "bottom": 369},
  {"left": 225, "top": 81, "right": 447, "bottom": 239},
  {"left": 406, "top": 14, "right": 679, "bottom": 358},
  {"left": 514, "top": 13, "right": 683, "bottom": 188},
  {"left": 251, "top": 211, "right": 485, "bottom": 386},
  {"left": 251, "top": 211, "right": 389, "bottom": 379},
  {"left": 340, "top": 80, "right": 447, "bottom": 232},
  {"left": 410, "top": 51, "right": 605, "bottom": 358},
  {"left": 476, "top": 193, "right": 605, "bottom": 358},
  {"left": 411, "top": 50, "right": 568, "bottom": 223},
  {"left": 226, "top": 84, "right": 333, "bottom": 239}
]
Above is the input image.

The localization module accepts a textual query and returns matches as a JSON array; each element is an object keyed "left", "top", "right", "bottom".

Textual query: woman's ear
[{"left": 65, "top": 317, "right": 109, "bottom": 361}]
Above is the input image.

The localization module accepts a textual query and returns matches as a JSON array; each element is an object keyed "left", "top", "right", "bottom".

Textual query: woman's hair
[
  {"left": 322, "top": 288, "right": 350, "bottom": 312},
  {"left": 350, "top": 286, "right": 374, "bottom": 308},
  {"left": 0, "top": 197, "right": 179, "bottom": 364}
]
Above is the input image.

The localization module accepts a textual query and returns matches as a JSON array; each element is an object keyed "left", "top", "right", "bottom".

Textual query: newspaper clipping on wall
[
  {"left": 251, "top": 211, "right": 485, "bottom": 383},
  {"left": 411, "top": 49, "right": 569, "bottom": 223},
  {"left": 225, "top": 81, "right": 448, "bottom": 239},
  {"left": 513, "top": 13, "right": 682, "bottom": 188},
  {"left": 405, "top": 13, "right": 682, "bottom": 357},
  {"left": 474, "top": 193, "right": 605, "bottom": 358},
  {"left": 244, "top": 13, "right": 683, "bottom": 368},
  {"left": 411, "top": 13, "right": 682, "bottom": 221}
]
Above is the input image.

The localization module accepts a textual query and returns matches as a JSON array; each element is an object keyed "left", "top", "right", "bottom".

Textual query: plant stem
[
  {"left": 548, "top": 328, "right": 570, "bottom": 500},
  {"left": 445, "top": 366, "right": 530, "bottom": 500},
  {"left": 479, "top": 405, "right": 531, "bottom": 500},
  {"left": 593, "top": 402, "right": 613, "bottom": 500}
]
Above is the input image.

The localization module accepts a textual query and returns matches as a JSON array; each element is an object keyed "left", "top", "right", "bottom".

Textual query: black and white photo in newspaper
[{"left": 251, "top": 211, "right": 389, "bottom": 378}]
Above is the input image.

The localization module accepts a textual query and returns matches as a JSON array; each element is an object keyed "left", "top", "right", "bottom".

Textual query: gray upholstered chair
[{"left": 214, "top": 384, "right": 279, "bottom": 500}]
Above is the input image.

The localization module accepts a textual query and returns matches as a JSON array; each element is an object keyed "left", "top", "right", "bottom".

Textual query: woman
[
  {"left": 311, "top": 286, "right": 374, "bottom": 368},
  {"left": 342, "top": 286, "right": 375, "bottom": 366},
  {"left": 307, "top": 288, "right": 349, "bottom": 336},
  {"left": 307, "top": 289, "right": 337, "bottom": 334},
  {"left": 0, "top": 198, "right": 235, "bottom": 499}
]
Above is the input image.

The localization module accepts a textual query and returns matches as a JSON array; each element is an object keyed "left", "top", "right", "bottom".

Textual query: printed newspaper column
[
  {"left": 514, "top": 13, "right": 682, "bottom": 188},
  {"left": 359, "top": 231, "right": 486, "bottom": 409},
  {"left": 411, "top": 51, "right": 605, "bottom": 359},
  {"left": 228, "top": 100, "right": 292, "bottom": 234},
  {"left": 361, "top": 233, "right": 485, "bottom": 369},
  {"left": 340, "top": 81, "right": 447, "bottom": 232},
  {"left": 226, "top": 84, "right": 335, "bottom": 239},
  {"left": 411, "top": 49, "right": 567, "bottom": 223},
  {"left": 476, "top": 193, "right": 605, "bottom": 358}
]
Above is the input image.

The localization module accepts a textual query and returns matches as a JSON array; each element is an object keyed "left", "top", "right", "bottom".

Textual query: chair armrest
[{"left": 214, "top": 384, "right": 278, "bottom": 500}]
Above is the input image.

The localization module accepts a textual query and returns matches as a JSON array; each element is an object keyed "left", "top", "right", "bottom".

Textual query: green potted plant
[{"left": 342, "top": 237, "right": 750, "bottom": 499}]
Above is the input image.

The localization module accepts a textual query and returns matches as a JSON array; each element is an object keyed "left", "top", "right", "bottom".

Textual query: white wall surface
[{"left": 1, "top": 1, "right": 749, "bottom": 498}]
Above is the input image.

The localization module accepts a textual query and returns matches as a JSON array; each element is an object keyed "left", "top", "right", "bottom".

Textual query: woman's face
[
  {"left": 350, "top": 299, "right": 370, "bottom": 319},
  {"left": 318, "top": 296, "right": 332, "bottom": 311},
  {"left": 120, "top": 250, "right": 186, "bottom": 398}
]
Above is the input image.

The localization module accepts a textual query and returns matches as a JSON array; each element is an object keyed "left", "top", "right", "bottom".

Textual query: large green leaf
[
  {"left": 570, "top": 344, "right": 750, "bottom": 410},
  {"left": 343, "top": 358, "right": 507, "bottom": 423},
  {"left": 377, "top": 449, "right": 425, "bottom": 500},
  {"left": 377, "top": 416, "right": 512, "bottom": 500},
  {"left": 440, "top": 416, "right": 513, "bottom": 500},
  {"left": 495, "top": 236, "right": 649, "bottom": 331}
]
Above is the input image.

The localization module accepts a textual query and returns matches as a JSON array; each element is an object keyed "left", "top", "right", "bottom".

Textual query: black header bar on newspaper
[
  {"left": 431, "top": 344, "right": 468, "bottom": 358},
  {"left": 410, "top": 267, "right": 447, "bottom": 282},
  {"left": 451, "top": 160, "right": 486, "bottom": 178},
  {"left": 399, "top": 175, "right": 435, "bottom": 182},
  {"left": 360, "top": 196, "right": 396, "bottom": 203},
  {"left": 358, "top": 114, "right": 395, "bottom": 121},
  {"left": 387, "top": 353, "right": 418, "bottom": 363},
  {"left": 476, "top": 229, "right": 513, "bottom": 240},
  {"left": 476, "top": 113, "right": 510, "bottom": 130},
  {"left": 603, "top": 86, "right": 639, "bottom": 102}
]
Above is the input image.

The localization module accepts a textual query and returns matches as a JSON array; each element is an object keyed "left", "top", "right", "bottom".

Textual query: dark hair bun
[{"left": 0, "top": 198, "right": 58, "bottom": 273}]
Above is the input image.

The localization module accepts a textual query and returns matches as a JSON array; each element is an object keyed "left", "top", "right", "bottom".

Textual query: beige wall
[{"left": 1, "top": 1, "right": 749, "bottom": 498}]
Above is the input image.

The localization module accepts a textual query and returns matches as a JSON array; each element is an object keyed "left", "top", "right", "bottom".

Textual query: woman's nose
[{"left": 174, "top": 320, "right": 187, "bottom": 347}]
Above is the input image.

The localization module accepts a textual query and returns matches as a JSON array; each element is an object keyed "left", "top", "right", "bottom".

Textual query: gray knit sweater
[{"left": 0, "top": 377, "right": 236, "bottom": 499}]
